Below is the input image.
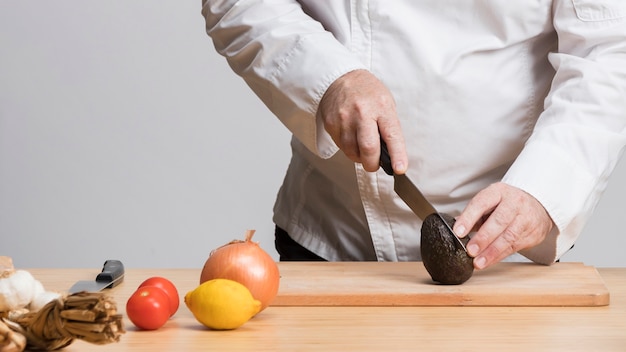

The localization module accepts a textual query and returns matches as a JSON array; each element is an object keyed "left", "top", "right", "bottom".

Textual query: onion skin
[{"left": 200, "top": 230, "right": 280, "bottom": 311}]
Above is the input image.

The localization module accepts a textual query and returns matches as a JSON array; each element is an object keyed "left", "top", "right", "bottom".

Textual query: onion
[{"left": 200, "top": 229, "right": 280, "bottom": 311}]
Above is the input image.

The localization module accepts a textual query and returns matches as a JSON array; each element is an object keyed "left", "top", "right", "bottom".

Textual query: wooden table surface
[{"left": 25, "top": 265, "right": 626, "bottom": 351}]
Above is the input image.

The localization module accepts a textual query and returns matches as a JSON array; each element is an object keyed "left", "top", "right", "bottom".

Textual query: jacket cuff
[
  {"left": 502, "top": 140, "right": 596, "bottom": 264},
  {"left": 265, "top": 35, "right": 367, "bottom": 158}
]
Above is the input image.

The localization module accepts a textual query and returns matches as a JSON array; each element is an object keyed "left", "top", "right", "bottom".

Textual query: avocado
[{"left": 420, "top": 213, "right": 474, "bottom": 285}]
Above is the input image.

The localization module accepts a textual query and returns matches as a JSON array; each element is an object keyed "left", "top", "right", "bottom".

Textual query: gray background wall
[{"left": 1, "top": 1, "right": 625, "bottom": 269}]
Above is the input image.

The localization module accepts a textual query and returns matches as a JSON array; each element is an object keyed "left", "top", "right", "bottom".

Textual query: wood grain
[
  {"left": 20, "top": 265, "right": 623, "bottom": 351},
  {"left": 272, "top": 262, "right": 609, "bottom": 306}
]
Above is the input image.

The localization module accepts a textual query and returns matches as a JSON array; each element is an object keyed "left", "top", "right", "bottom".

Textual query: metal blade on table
[{"left": 68, "top": 259, "right": 125, "bottom": 293}]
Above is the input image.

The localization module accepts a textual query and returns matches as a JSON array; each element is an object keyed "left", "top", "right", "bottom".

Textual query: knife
[
  {"left": 69, "top": 259, "right": 125, "bottom": 293},
  {"left": 379, "top": 139, "right": 467, "bottom": 252}
]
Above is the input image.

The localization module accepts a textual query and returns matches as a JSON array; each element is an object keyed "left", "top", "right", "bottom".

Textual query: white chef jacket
[{"left": 202, "top": 1, "right": 626, "bottom": 263}]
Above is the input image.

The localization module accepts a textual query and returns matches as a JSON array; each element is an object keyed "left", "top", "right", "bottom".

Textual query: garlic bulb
[
  {"left": 0, "top": 270, "right": 45, "bottom": 312},
  {"left": 29, "top": 291, "right": 62, "bottom": 311},
  {"left": 0, "top": 256, "right": 60, "bottom": 313}
]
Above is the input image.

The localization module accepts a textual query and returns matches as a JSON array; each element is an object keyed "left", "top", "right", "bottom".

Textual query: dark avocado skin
[{"left": 420, "top": 213, "right": 474, "bottom": 285}]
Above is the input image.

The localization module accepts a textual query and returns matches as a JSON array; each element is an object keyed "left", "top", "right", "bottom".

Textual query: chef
[{"left": 201, "top": 1, "right": 626, "bottom": 269}]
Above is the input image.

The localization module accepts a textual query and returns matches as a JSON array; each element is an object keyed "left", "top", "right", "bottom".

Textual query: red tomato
[
  {"left": 126, "top": 286, "right": 170, "bottom": 330},
  {"left": 138, "top": 277, "right": 180, "bottom": 317}
]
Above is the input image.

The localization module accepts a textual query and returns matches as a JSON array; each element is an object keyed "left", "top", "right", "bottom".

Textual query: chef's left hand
[{"left": 452, "top": 182, "right": 554, "bottom": 270}]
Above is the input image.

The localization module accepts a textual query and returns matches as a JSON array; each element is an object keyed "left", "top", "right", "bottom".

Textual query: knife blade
[
  {"left": 69, "top": 259, "right": 125, "bottom": 293},
  {"left": 379, "top": 139, "right": 467, "bottom": 252}
]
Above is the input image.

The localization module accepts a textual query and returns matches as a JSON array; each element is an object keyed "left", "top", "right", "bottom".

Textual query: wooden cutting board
[{"left": 271, "top": 262, "right": 609, "bottom": 307}]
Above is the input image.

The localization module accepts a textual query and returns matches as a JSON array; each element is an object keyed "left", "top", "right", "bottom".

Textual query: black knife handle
[
  {"left": 95, "top": 259, "right": 125, "bottom": 288},
  {"left": 379, "top": 137, "right": 394, "bottom": 176}
]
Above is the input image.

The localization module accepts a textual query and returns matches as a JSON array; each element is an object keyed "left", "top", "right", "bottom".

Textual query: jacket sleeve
[
  {"left": 503, "top": 0, "right": 626, "bottom": 264},
  {"left": 201, "top": 0, "right": 367, "bottom": 158}
]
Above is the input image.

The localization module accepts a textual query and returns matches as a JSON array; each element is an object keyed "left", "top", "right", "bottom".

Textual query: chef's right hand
[{"left": 318, "top": 69, "right": 408, "bottom": 174}]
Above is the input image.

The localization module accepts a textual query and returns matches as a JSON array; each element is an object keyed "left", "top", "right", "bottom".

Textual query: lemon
[{"left": 185, "top": 278, "right": 261, "bottom": 330}]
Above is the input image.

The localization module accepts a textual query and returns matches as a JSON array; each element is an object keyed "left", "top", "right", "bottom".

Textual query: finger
[
  {"left": 333, "top": 122, "right": 359, "bottom": 159},
  {"left": 453, "top": 184, "right": 502, "bottom": 239},
  {"left": 356, "top": 121, "right": 381, "bottom": 172},
  {"left": 467, "top": 206, "right": 517, "bottom": 265},
  {"left": 472, "top": 227, "right": 519, "bottom": 270},
  {"left": 378, "top": 119, "right": 408, "bottom": 174}
]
